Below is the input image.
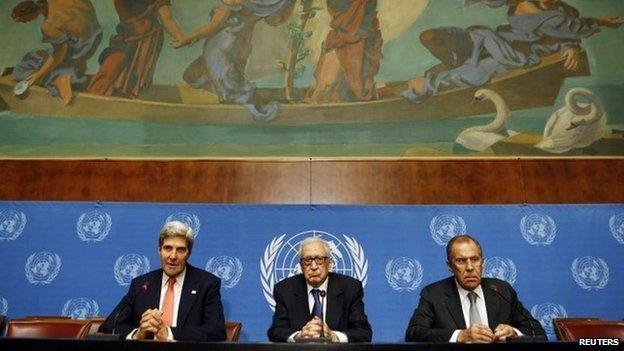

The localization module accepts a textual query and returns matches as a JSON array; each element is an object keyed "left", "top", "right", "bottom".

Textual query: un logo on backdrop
[
  {"left": 520, "top": 213, "right": 556, "bottom": 246},
  {"left": 76, "top": 210, "right": 112, "bottom": 242},
  {"left": 0, "top": 297, "right": 7, "bottom": 315},
  {"left": 571, "top": 256, "right": 609, "bottom": 290},
  {"left": 531, "top": 303, "right": 567, "bottom": 335},
  {"left": 114, "top": 254, "right": 151, "bottom": 287},
  {"left": 609, "top": 213, "right": 624, "bottom": 244},
  {"left": 62, "top": 298, "right": 100, "bottom": 319},
  {"left": 166, "top": 212, "right": 201, "bottom": 236},
  {"left": 25, "top": 251, "right": 62, "bottom": 284},
  {"left": 261, "top": 230, "right": 368, "bottom": 310},
  {"left": 430, "top": 214, "right": 466, "bottom": 246},
  {"left": 206, "top": 256, "right": 243, "bottom": 289},
  {"left": 0, "top": 209, "right": 26, "bottom": 241},
  {"left": 483, "top": 257, "right": 517, "bottom": 286},
  {"left": 385, "top": 257, "right": 423, "bottom": 292}
]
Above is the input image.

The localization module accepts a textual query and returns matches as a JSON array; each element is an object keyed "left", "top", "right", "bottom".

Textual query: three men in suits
[
  {"left": 405, "top": 234, "right": 545, "bottom": 343},
  {"left": 99, "top": 221, "right": 226, "bottom": 341},
  {"left": 268, "top": 236, "right": 372, "bottom": 342}
]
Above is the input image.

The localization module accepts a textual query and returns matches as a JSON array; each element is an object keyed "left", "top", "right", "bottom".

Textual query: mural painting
[{"left": 0, "top": 0, "right": 622, "bottom": 157}]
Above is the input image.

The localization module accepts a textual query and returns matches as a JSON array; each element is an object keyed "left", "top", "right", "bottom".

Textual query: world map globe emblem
[
  {"left": 484, "top": 257, "right": 517, "bottom": 286},
  {"left": 206, "top": 256, "right": 243, "bottom": 289},
  {"left": 166, "top": 212, "right": 201, "bottom": 236},
  {"left": 609, "top": 213, "right": 624, "bottom": 244},
  {"left": 531, "top": 303, "right": 567, "bottom": 335},
  {"left": 261, "top": 230, "right": 368, "bottom": 310},
  {"left": 25, "top": 251, "right": 62, "bottom": 284},
  {"left": 114, "top": 254, "right": 151, "bottom": 287},
  {"left": 385, "top": 257, "right": 423, "bottom": 292},
  {"left": 430, "top": 214, "right": 467, "bottom": 246},
  {"left": 0, "top": 209, "right": 27, "bottom": 241},
  {"left": 62, "top": 297, "right": 100, "bottom": 319},
  {"left": 76, "top": 210, "right": 112, "bottom": 242},
  {"left": 571, "top": 256, "right": 609, "bottom": 290},
  {"left": 0, "top": 297, "right": 7, "bottom": 315},
  {"left": 520, "top": 213, "right": 556, "bottom": 246}
]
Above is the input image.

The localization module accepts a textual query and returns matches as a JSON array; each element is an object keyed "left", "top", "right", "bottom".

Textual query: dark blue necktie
[{"left": 311, "top": 289, "right": 323, "bottom": 319}]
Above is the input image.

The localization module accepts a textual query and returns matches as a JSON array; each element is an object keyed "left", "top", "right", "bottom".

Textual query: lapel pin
[{"left": 191, "top": 290, "right": 197, "bottom": 294}]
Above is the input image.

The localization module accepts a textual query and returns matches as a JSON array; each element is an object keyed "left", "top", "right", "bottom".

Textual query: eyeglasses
[{"left": 300, "top": 256, "right": 329, "bottom": 266}]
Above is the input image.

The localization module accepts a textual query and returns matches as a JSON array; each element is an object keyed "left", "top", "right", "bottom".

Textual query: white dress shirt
[
  {"left": 127, "top": 268, "right": 187, "bottom": 341},
  {"left": 287, "top": 277, "right": 348, "bottom": 343}
]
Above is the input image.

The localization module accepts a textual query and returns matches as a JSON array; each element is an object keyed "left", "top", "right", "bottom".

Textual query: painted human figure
[
  {"left": 174, "top": 0, "right": 296, "bottom": 121},
  {"left": 11, "top": 0, "right": 102, "bottom": 105},
  {"left": 87, "top": 0, "right": 185, "bottom": 98},
  {"left": 306, "top": 0, "right": 383, "bottom": 103},
  {"left": 403, "top": 0, "right": 623, "bottom": 103}
]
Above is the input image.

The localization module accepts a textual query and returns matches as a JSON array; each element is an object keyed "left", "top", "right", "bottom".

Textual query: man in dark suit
[
  {"left": 99, "top": 221, "right": 226, "bottom": 341},
  {"left": 405, "top": 234, "right": 545, "bottom": 343},
  {"left": 268, "top": 236, "right": 372, "bottom": 342}
]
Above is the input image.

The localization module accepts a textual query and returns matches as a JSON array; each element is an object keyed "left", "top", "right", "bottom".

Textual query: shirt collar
[
  {"left": 306, "top": 275, "right": 329, "bottom": 295},
  {"left": 162, "top": 266, "right": 186, "bottom": 288},
  {"left": 454, "top": 279, "right": 484, "bottom": 300}
]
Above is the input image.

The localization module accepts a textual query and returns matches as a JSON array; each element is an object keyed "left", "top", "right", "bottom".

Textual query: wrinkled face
[
  {"left": 159, "top": 236, "right": 189, "bottom": 278},
  {"left": 300, "top": 242, "right": 332, "bottom": 288},
  {"left": 447, "top": 240, "right": 483, "bottom": 291}
]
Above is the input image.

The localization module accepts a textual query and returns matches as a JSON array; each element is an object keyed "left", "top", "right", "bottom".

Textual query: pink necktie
[{"left": 161, "top": 277, "right": 176, "bottom": 326}]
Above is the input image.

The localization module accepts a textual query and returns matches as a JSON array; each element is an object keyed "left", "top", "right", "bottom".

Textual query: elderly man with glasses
[{"left": 267, "top": 236, "right": 372, "bottom": 343}]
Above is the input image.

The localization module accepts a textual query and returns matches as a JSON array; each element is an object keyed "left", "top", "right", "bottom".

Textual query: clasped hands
[
  {"left": 133, "top": 308, "right": 170, "bottom": 341},
  {"left": 295, "top": 316, "right": 339, "bottom": 342},
  {"left": 458, "top": 323, "right": 517, "bottom": 343}
]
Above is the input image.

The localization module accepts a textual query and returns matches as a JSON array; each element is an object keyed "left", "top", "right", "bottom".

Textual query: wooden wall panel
[
  {"left": 0, "top": 160, "right": 310, "bottom": 204},
  {"left": 0, "top": 159, "right": 622, "bottom": 204},
  {"left": 310, "top": 160, "right": 525, "bottom": 204}
]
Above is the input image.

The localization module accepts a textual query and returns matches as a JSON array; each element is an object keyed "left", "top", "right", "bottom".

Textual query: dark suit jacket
[
  {"left": 99, "top": 264, "right": 226, "bottom": 341},
  {"left": 405, "top": 277, "right": 546, "bottom": 342},
  {"left": 267, "top": 273, "right": 372, "bottom": 342}
]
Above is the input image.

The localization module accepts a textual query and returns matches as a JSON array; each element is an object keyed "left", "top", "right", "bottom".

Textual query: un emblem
[
  {"left": 520, "top": 213, "right": 556, "bottom": 246},
  {"left": 114, "top": 254, "right": 151, "bottom": 287},
  {"left": 76, "top": 210, "right": 112, "bottom": 242},
  {"left": 25, "top": 251, "right": 62, "bottom": 284},
  {"left": 0, "top": 297, "right": 7, "bottom": 315},
  {"left": 430, "top": 214, "right": 466, "bottom": 246},
  {"left": 0, "top": 209, "right": 26, "bottom": 241},
  {"left": 531, "top": 303, "right": 567, "bottom": 335},
  {"left": 609, "top": 213, "right": 624, "bottom": 245},
  {"left": 166, "top": 212, "right": 201, "bottom": 236},
  {"left": 385, "top": 257, "right": 423, "bottom": 292},
  {"left": 206, "top": 256, "right": 243, "bottom": 289},
  {"left": 260, "top": 230, "right": 368, "bottom": 310},
  {"left": 484, "top": 257, "right": 517, "bottom": 286},
  {"left": 62, "top": 297, "right": 100, "bottom": 319},
  {"left": 571, "top": 256, "right": 609, "bottom": 290}
]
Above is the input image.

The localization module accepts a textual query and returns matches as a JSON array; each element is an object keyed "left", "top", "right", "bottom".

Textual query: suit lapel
[
  {"left": 176, "top": 266, "right": 199, "bottom": 326},
  {"left": 292, "top": 276, "right": 311, "bottom": 327},
  {"left": 326, "top": 275, "right": 343, "bottom": 328},
  {"left": 483, "top": 280, "right": 500, "bottom": 328},
  {"left": 444, "top": 279, "right": 466, "bottom": 329},
  {"left": 145, "top": 271, "right": 162, "bottom": 310}
]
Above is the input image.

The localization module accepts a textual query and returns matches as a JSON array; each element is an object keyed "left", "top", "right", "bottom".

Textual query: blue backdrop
[{"left": 1, "top": 202, "right": 623, "bottom": 341}]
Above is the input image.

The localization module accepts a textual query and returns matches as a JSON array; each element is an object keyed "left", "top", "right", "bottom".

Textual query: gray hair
[
  {"left": 158, "top": 221, "right": 195, "bottom": 254},
  {"left": 298, "top": 236, "right": 331, "bottom": 257}
]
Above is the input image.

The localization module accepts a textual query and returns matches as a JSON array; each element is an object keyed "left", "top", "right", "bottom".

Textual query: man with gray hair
[
  {"left": 100, "top": 221, "right": 226, "bottom": 341},
  {"left": 268, "top": 236, "right": 372, "bottom": 342}
]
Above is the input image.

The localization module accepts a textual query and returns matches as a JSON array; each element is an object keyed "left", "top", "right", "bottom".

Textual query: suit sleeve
[
  {"left": 405, "top": 287, "right": 456, "bottom": 342},
  {"left": 171, "top": 278, "right": 226, "bottom": 341},
  {"left": 343, "top": 280, "right": 372, "bottom": 342},
  {"left": 98, "top": 280, "right": 140, "bottom": 338},
  {"left": 267, "top": 283, "right": 296, "bottom": 342}
]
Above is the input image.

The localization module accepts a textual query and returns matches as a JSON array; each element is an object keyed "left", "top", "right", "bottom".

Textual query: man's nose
[{"left": 466, "top": 260, "right": 474, "bottom": 270}]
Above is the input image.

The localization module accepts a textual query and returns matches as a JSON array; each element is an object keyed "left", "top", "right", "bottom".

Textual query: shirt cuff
[
  {"left": 513, "top": 327, "right": 523, "bottom": 337},
  {"left": 449, "top": 329, "right": 461, "bottom": 342},
  {"left": 333, "top": 331, "right": 348, "bottom": 343},
  {"left": 287, "top": 331, "right": 299, "bottom": 342},
  {"left": 126, "top": 328, "right": 138, "bottom": 340}
]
